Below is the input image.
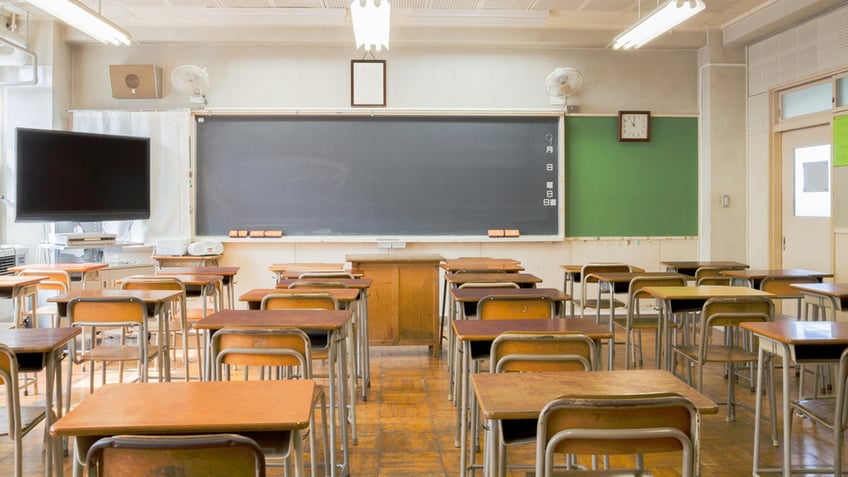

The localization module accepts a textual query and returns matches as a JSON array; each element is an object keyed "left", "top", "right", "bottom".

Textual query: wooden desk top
[
  {"left": 268, "top": 262, "right": 345, "bottom": 273},
  {"left": 789, "top": 282, "right": 848, "bottom": 298},
  {"left": 239, "top": 288, "right": 360, "bottom": 304},
  {"left": 0, "top": 327, "right": 81, "bottom": 354},
  {"left": 51, "top": 380, "right": 315, "bottom": 437},
  {"left": 347, "top": 253, "right": 445, "bottom": 264},
  {"left": 660, "top": 261, "right": 748, "bottom": 273},
  {"left": 641, "top": 285, "right": 773, "bottom": 300},
  {"left": 9, "top": 263, "right": 110, "bottom": 273},
  {"left": 156, "top": 266, "right": 240, "bottom": 277},
  {"left": 49, "top": 289, "right": 184, "bottom": 305},
  {"left": 0, "top": 275, "right": 47, "bottom": 288},
  {"left": 452, "top": 318, "right": 611, "bottom": 342},
  {"left": 721, "top": 268, "right": 833, "bottom": 281},
  {"left": 741, "top": 321, "right": 848, "bottom": 345},
  {"left": 444, "top": 272, "right": 541, "bottom": 285},
  {"left": 450, "top": 287, "right": 570, "bottom": 303},
  {"left": 194, "top": 309, "right": 353, "bottom": 331},
  {"left": 276, "top": 278, "right": 373, "bottom": 289},
  {"left": 586, "top": 271, "right": 689, "bottom": 283},
  {"left": 153, "top": 254, "right": 222, "bottom": 261},
  {"left": 441, "top": 258, "right": 524, "bottom": 273},
  {"left": 472, "top": 370, "right": 718, "bottom": 420}
]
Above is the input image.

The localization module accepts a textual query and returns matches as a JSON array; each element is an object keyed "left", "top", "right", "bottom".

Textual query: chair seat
[
  {"left": 576, "top": 298, "right": 626, "bottom": 309},
  {"left": 674, "top": 345, "right": 758, "bottom": 363},
  {"left": 81, "top": 344, "right": 159, "bottom": 362},
  {"left": 0, "top": 405, "right": 47, "bottom": 437}
]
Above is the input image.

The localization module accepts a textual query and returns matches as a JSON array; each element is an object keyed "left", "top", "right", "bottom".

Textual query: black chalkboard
[{"left": 194, "top": 115, "right": 561, "bottom": 237}]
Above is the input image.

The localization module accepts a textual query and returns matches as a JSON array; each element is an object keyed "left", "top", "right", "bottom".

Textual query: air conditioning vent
[{"left": 0, "top": 245, "right": 27, "bottom": 275}]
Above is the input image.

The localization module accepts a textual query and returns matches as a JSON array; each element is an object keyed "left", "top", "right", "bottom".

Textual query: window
[
  {"left": 794, "top": 144, "right": 831, "bottom": 217},
  {"left": 781, "top": 82, "right": 833, "bottom": 119}
]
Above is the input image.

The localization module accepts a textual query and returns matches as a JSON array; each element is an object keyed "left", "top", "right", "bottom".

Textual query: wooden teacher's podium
[{"left": 347, "top": 253, "right": 443, "bottom": 357}]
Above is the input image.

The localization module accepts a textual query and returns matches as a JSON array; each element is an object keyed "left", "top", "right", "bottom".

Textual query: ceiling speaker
[{"left": 109, "top": 64, "right": 163, "bottom": 99}]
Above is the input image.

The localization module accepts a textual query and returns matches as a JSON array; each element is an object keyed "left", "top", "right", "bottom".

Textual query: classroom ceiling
[{"left": 12, "top": 0, "right": 848, "bottom": 48}]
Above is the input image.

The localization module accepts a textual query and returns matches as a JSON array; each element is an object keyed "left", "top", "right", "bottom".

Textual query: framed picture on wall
[{"left": 351, "top": 60, "right": 386, "bottom": 107}]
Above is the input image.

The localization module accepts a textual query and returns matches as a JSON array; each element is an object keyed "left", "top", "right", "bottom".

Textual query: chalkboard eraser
[
  {"left": 237, "top": 230, "right": 249, "bottom": 238},
  {"left": 249, "top": 230, "right": 265, "bottom": 238},
  {"left": 264, "top": 230, "right": 283, "bottom": 238},
  {"left": 228, "top": 230, "right": 239, "bottom": 238},
  {"left": 488, "top": 229, "right": 505, "bottom": 237},
  {"left": 504, "top": 229, "right": 520, "bottom": 237}
]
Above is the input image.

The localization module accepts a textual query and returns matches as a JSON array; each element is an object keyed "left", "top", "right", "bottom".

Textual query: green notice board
[
  {"left": 834, "top": 115, "right": 848, "bottom": 167},
  {"left": 565, "top": 116, "right": 698, "bottom": 237}
]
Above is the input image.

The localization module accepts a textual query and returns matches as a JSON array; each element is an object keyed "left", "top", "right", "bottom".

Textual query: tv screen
[{"left": 15, "top": 128, "right": 151, "bottom": 222}]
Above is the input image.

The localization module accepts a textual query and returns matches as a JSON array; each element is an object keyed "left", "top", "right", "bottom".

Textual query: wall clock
[{"left": 618, "top": 111, "right": 651, "bottom": 142}]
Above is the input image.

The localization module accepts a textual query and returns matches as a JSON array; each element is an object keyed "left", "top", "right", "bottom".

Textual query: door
[{"left": 781, "top": 126, "right": 833, "bottom": 272}]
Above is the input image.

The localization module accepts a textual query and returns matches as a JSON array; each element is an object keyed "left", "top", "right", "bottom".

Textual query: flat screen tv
[{"left": 15, "top": 128, "right": 151, "bottom": 222}]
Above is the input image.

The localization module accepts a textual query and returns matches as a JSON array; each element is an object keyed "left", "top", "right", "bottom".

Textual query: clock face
[{"left": 618, "top": 111, "right": 650, "bottom": 141}]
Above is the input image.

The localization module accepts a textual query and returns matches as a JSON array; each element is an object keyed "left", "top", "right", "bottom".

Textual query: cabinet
[{"left": 346, "top": 254, "right": 443, "bottom": 357}]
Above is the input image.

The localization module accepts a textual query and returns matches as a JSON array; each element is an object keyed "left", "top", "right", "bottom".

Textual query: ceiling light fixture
[
  {"left": 350, "top": 0, "right": 390, "bottom": 52},
  {"left": 611, "top": 0, "right": 705, "bottom": 50},
  {"left": 26, "top": 0, "right": 131, "bottom": 46}
]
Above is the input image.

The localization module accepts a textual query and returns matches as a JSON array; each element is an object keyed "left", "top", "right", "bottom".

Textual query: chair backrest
[
  {"left": 120, "top": 275, "right": 186, "bottom": 292},
  {"left": 697, "top": 296, "right": 773, "bottom": 354},
  {"left": 628, "top": 276, "right": 687, "bottom": 305},
  {"left": 19, "top": 268, "right": 71, "bottom": 290},
  {"left": 84, "top": 433, "right": 266, "bottom": 477},
  {"left": 580, "top": 263, "right": 632, "bottom": 284},
  {"left": 290, "top": 279, "right": 351, "bottom": 289},
  {"left": 696, "top": 276, "right": 733, "bottom": 286},
  {"left": 536, "top": 392, "right": 698, "bottom": 477},
  {"left": 298, "top": 271, "right": 356, "bottom": 279},
  {"left": 490, "top": 332, "right": 595, "bottom": 372},
  {"left": 260, "top": 292, "right": 339, "bottom": 311},
  {"left": 694, "top": 267, "right": 733, "bottom": 282},
  {"left": 68, "top": 296, "right": 148, "bottom": 327},
  {"left": 759, "top": 275, "right": 819, "bottom": 299},
  {"left": 0, "top": 344, "right": 23, "bottom": 438},
  {"left": 212, "top": 326, "right": 312, "bottom": 380},
  {"left": 457, "top": 282, "right": 520, "bottom": 289},
  {"left": 477, "top": 294, "right": 556, "bottom": 320}
]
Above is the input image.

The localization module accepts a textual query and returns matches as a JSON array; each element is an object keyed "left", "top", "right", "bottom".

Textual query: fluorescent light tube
[
  {"left": 350, "top": 0, "right": 391, "bottom": 52},
  {"left": 612, "top": 0, "right": 705, "bottom": 50},
  {"left": 27, "top": 0, "right": 131, "bottom": 45}
]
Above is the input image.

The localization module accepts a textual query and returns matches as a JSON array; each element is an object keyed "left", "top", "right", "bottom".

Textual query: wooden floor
[{"left": 2, "top": 332, "right": 846, "bottom": 477}]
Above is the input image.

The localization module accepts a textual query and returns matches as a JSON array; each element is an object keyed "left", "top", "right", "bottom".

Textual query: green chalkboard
[{"left": 565, "top": 116, "right": 698, "bottom": 237}]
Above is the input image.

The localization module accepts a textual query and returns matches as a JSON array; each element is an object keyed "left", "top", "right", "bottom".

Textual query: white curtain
[{"left": 70, "top": 110, "right": 191, "bottom": 244}]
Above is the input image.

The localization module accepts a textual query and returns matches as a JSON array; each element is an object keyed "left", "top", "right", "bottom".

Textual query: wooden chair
[
  {"left": 694, "top": 267, "right": 733, "bottom": 286},
  {"left": 120, "top": 275, "right": 196, "bottom": 381},
  {"left": 535, "top": 392, "right": 699, "bottom": 477},
  {"left": 488, "top": 332, "right": 596, "bottom": 476},
  {"left": 298, "top": 271, "right": 357, "bottom": 279},
  {"left": 577, "top": 264, "right": 632, "bottom": 322},
  {"left": 476, "top": 294, "right": 556, "bottom": 321},
  {"left": 618, "top": 276, "right": 687, "bottom": 369},
  {"left": 19, "top": 268, "right": 71, "bottom": 328},
  {"left": 760, "top": 275, "right": 820, "bottom": 321},
  {"left": 65, "top": 296, "right": 160, "bottom": 412},
  {"left": 0, "top": 344, "right": 50, "bottom": 477},
  {"left": 671, "top": 296, "right": 774, "bottom": 422},
  {"left": 212, "top": 326, "right": 329, "bottom": 477},
  {"left": 84, "top": 433, "right": 266, "bottom": 477},
  {"left": 790, "top": 346, "right": 848, "bottom": 477}
]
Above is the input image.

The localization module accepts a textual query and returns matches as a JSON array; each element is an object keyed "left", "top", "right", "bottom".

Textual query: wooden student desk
[
  {"left": 789, "top": 282, "right": 848, "bottom": 321},
  {"left": 49, "top": 289, "right": 184, "bottom": 384},
  {"left": 156, "top": 266, "right": 240, "bottom": 309},
  {"left": 584, "top": 271, "right": 689, "bottom": 369},
  {"left": 0, "top": 327, "right": 81, "bottom": 477},
  {"left": 639, "top": 286, "right": 774, "bottom": 370},
  {"left": 194, "top": 308, "right": 353, "bottom": 476},
  {"left": 660, "top": 260, "right": 748, "bottom": 276},
  {"left": 240, "top": 287, "right": 360, "bottom": 310},
  {"left": 560, "top": 264, "right": 647, "bottom": 318},
  {"left": 720, "top": 268, "right": 833, "bottom": 289},
  {"left": 9, "top": 262, "right": 109, "bottom": 290},
  {"left": 268, "top": 262, "right": 348, "bottom": 281},
  {"left": 277, "top": 277, "right": 373, "bottom": 401},
  {"left": 452, "top": 318, "right": 610, "bottom": 477},
  {"left": 152, "top": 254, "right": 222, "bottom": 268},
  {"left": 0, "top": 275, "right": 46, "bottom": 327},
  {"left": 472, "top": 369, "right": 718, "bottom": 477},
  {"left": 51, "top": 380, "right": 315, "bottom": 477},
  {"left": 742, "top": 321, "right": 848, "bottom": 477}
]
